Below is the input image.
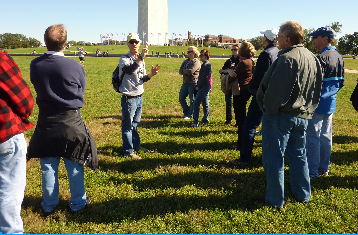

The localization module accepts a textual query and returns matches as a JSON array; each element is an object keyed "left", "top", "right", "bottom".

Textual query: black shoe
[
  {"left": 43, "top": 208, "right": 55, "bottom": 217},
  {"left": 257, "top": 155, "right": 262, "bottom": 162},
  {"left": 254, "top": 195, "right": 266, "bottom": 204},
  {"left": 71, "top": 196, "right": 91, "bottom": 214},
  {"left": 224, "top": 120, "right": 231, "bottom": 125},
  {"left": 228, "top": 159, "right": 251, "bottom": 168}
]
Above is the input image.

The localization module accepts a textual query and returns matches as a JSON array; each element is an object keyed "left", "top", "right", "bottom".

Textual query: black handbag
[{"left": 350, "top": 82, "right": 358, "bottom": 111}]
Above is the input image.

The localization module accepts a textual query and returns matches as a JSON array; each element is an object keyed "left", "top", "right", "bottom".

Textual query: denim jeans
[
  {"left": 225, "top": 92, "right": 233, "bottom": 121},
  {"left": 0, "top": 133, "right": 26, "bottom": 234},
  {"left": 306, "top": 112, "right": 333, "bottom": 177},
  {"left": 179, "top": 83, "right": 196, "bottom": 117},
  {"left": 121, "top": 96, "right": 142, "bottom": 155},
  {"left": 262, "top": 113, "right": 311, "bottom": 208},
  {"left": 40, "top": 157, "right": 86, "bottom": 213},
  {"left": 239, "top": 95, "right": 263, "bottom": 162},
  {"left": 193, "top": 85, "right": 210, "bottom": 124}
]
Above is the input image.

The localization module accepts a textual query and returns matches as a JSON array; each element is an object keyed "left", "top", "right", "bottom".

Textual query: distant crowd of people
[{"left": 0, "top": 20, "right": 347, "bottom": 233}]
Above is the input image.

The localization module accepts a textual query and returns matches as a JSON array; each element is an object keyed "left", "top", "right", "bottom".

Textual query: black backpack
[
  {"left": 112, "top": 55, "right": 130, "bottom": 93},
  {"left": 350, "top": 82, "right": 358, "bottom": 111}
]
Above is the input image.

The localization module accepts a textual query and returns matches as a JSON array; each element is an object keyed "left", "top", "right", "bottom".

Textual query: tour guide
[{"left": 119, "top": 33, "right": 160, "bottom": 160}]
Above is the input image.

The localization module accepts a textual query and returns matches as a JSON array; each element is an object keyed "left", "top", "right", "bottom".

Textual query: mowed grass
[{"left": 13, "top": 55, "right": 358, "bottom": 234}]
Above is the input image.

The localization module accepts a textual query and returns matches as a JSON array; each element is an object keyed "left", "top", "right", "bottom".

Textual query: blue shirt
[{"left": 314, "top": 46, "right": 344, "bottom": 114}]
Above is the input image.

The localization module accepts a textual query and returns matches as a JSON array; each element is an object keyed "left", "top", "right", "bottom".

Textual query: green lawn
[{"left": 13, "top": 55, "right": 358, "bottom": 234}]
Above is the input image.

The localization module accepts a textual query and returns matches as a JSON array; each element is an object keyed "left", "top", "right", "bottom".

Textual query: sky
[{"left": 1, "top": 0, "right": 357, "bottom": 45}]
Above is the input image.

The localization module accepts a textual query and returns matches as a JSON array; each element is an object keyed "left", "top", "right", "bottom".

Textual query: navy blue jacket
[{"left": 248, "top": 44, "right": 279, "bottom": 94}]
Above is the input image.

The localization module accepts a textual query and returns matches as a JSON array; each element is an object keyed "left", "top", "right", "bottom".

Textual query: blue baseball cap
[{"left": 309, "top": 27, "right": 335, "bottom": 38}]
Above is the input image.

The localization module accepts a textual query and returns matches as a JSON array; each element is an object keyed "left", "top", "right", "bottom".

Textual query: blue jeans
[
  {"left": 193, "top": 85, "right": 210, "bottom": 124},
  {"left": 122, "top": 96, "right": 142, "bottom": 155},
  {"left": 40, "top": 157, "right": 86, "bottom": 213},
  {"left": 262, "top": 113, "right": 311, "bottom": 208},
  {"left": 179, "top": 83, "right": 196, "bottom": 117},
  {"left": 0, "top": 133, "right": 26, "bottom": 234},
  {"left": 225, "top": 92, "right": 233, "bottom": 121},
  {"left": 306, "top": 112, "right": 333, "bottom": 177},
  {"left": 239, "top": 95, "right": 263, "bottom": 162}
]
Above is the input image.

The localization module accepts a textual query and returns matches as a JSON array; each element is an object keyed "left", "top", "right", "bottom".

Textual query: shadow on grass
[
  {"left": 332, "top": 135, "right": 358, "bottom": 144},
  {"left": 331, "top": 149, "right": 358, "bottom": 166},
  {"left": 96, "top": 114, "right": 238, "bottom": 131},
  {"left": 97, "top": 139, "right": 238, "bottom": 157},
  {"left": 98, "top": 154, "right": 231, "bottom": 174}
]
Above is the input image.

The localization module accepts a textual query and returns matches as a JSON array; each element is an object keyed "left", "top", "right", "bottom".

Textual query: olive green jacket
[{"left": 257, "top": 44, "right": 323, "bottom": 119}]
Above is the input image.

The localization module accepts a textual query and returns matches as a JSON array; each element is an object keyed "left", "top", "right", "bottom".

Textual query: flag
[
  {"left": 173, "top": 33, "right": 176, "bottom": 36},
  {"left": 158, "top": 33, "right": 161, "bottom": 36},
  {"left": 166, "top": 32, "right": 168, "bottom": 36},
  {"left": 144, "top": 32, "right": 147, "bottom": 35},
  {"left": 179, "top": 34, "right": 182, "bottom": 36}
]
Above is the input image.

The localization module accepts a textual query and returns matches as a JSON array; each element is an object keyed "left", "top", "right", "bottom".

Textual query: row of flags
[{"left": 100, "top": 33, "right": 205, "bottom": 39}]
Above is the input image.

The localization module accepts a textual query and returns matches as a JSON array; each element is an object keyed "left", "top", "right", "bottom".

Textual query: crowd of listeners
[{"left": 0, "top": 20, "right": 346, "bottom": 233}]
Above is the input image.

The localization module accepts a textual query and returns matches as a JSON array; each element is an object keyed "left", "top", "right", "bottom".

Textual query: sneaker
[
  {"left": 228, "top": 159, "right": 251, "bottom": 168},
  {"left": 136, "top": 146, "right": 149, "bottom": 152},
  {"left": 181, "top": 114, "right": 186, "bottom": 118},
  {"left": 255, "top": 130, "right": 262, "bottom": 136},
  {"left": 42, "top": 208, "right": 55, "bottom": 217},
  {"left": 126, "top": 153, "right": 142, "bottom": 160},
  {"left": 318, "top": 170, "right": 329, "bottom": 176},
  {"left": 71, "top": 196, "right": 91, "bottom": 214},
  {"left": 191, "top": 122, "right": 199, "bottom": 127},
  {"left": 310, "top": 175, "right": 319, "bottom": 179},
  {"left": 199, "top": 121, "right": 208, "bottom": 125},
  {"left": 184, "top": 116, "right": 191, "bottom": 120}
]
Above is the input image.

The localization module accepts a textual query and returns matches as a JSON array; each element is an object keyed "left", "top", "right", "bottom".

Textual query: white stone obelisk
[{"left": 138, "top": 0, "right": 168, "bottom": 45}]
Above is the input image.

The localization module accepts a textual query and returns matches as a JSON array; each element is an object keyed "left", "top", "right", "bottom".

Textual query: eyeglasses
[
  {"left": 129, "top": 41, "right": 139, "bottom": 44},
  {"left": 231, "top": 49, "right": 238, "bottom": 51},
  {"left": 187, "top": 51, "right": 193, "bottom": 54}
]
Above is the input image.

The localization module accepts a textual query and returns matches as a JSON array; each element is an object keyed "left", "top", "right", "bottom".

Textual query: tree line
[
  {"left": 0, "top": 33, "right": 42, "bottom": 49},
  {"left": 251, "top": 22, "right": 357, "bottom": 55}
]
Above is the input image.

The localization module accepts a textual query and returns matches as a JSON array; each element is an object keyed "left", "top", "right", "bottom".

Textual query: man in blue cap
[{"left": 306, "top": 26, "right": 345, "bottom": 179}]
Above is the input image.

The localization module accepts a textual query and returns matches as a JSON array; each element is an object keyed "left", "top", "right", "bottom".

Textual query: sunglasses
[{"left": 129, "top": 41, "right": 139, "bottom": 44}]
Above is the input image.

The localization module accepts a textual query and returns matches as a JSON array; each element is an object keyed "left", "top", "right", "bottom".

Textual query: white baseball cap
[
  {"left": 260, "top": 28, "right": 279, "bottom": 41},
  {"left": 127, "top": 33, "right": 141, "bottom": 43}
]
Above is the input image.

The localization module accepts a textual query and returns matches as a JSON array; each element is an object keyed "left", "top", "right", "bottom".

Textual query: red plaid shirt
[{"left": 0, "top": 52, "right": 34, "bottom": 143}]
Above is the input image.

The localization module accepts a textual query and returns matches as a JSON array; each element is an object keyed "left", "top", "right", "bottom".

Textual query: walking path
[{"left": 345, "top": 69, "right": 358, "bottom": 74}]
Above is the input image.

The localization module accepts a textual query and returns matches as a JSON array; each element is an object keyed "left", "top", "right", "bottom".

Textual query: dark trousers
[
  {"left": 233, "top": 89, "right": 252, "bottom": 149},
  {"left": 239, "top": 95, "right": 263, "bottom": 162}
]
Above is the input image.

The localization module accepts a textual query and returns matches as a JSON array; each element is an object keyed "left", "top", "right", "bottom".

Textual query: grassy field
[{"left": 12, "top": 54, "right": 358, "bottom": 233}]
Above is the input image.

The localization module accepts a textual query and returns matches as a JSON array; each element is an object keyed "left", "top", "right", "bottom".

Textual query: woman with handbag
[{"left": 227, "top": 41, "right": 256, "bottom": 150}]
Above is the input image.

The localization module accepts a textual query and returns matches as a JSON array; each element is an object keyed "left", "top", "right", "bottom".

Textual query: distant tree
[
  {"left": 68, "top": 40, "right": 77, "bottom": 46},
  {"left": 28, "top": 37, "right": 42, "bottom": 48},
  {"left": 250, "top": 36, "right": 264, "bottom": 50},
  {"left": 77, "top": 41, "right": 85, "bottom": 46},
  {"left": 337, "top": 32, "right": 358, "bottom": 55},
  {"left": 0, "top": 33, "right": 42, "bottom": 49},
  {"left": 330, "top": 22, "right": 342, "bottom": 34},
  {"left": 303, "top": 28, "right": 315, "bottom": 52}
]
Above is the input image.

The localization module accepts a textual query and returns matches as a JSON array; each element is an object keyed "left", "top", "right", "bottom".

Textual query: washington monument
[{"left": 138, "top": 0, "right": 168, "bottom": 45}]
